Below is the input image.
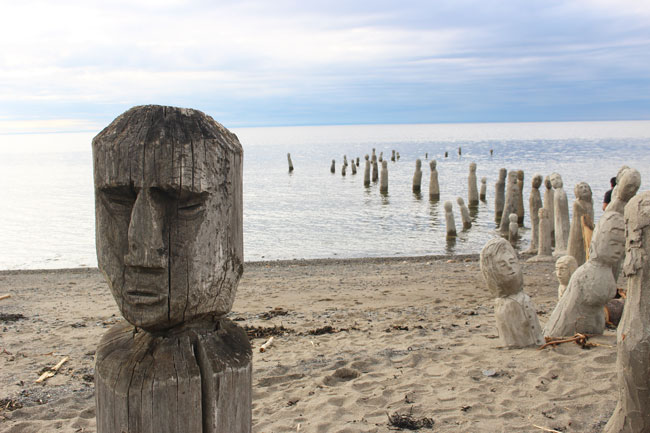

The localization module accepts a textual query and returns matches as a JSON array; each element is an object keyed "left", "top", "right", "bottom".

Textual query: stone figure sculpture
[
  {"left": 413, "top": 159, "right": 422, "bottom": 193},
  {"left": 551, "top": 173, "right": 570, "bottom": 256},
  {"left": 444, "top": 201, "right": 457, "bottom": 238},
  {"left": 606, "top": 167, "right": 641, "bottom": 215},
  {"left": 544, "top": 176, "right": 555, "bottom": 242},
  {"left": 543, "top": 211, "right": 625, "bottom": 338},
  {"left": 499, "top": 171, "right": 519, "bottom": 234},
  {"left": 391, "top": 150, "right": 396, "bottom": 162},
  {"left": 555, "top": 255, "right": 578, "bottom": 299},
  {"left": 457, "top": 197, "right": 471, "bottom": 229},
  {"left": 372, "top": 159, "right": 379, "bottom": 182},
  {"left": 567, "top": 182, "right": 594, "bottom": 266},
  {"left": 93, "top": 106, "right": 251, "bottom": 432},
  {"left": 379, "top": 160, "right": 388, "bottom": 194},
  {"left": 495, "top": 168, "right": 507, "bottom": 223},
  {"left": 468, "top": 162, "right": 479, "bottom": 206},
  {"left": 524, "top": 175, "right": 543, "bottom": 254},
  {"left": 604, "top": 191, "right": 650, "bottom": 433},
  {"left": 343, "top": 155, "right": 348, "bottom": 167},
  {"left": 516, "top": 170, "right": 525, "bottom": 224},
  {"left": 287, "top": 153, "right": 294, "bottom": 172},
  {"left": 356, "top": 157, "right": 360, "bottom": 166},
  {"left": 528, "top": 208, "right": 554, "bottom": 262},
  {"left": 429, "top": 160, "right": 440, "bottom": 201},
  {"left": 363, "top": 155, "right": 370, "bottom": 187},
  {"left": 330, "top": 159, "right": 335, "bottom": 173},
  {"left": 341, "top": 163, "right": 347, "bottom": 176},
  {"left": 379, "top": 151, "right": 383, "bottom": 162},
  {"left": 480, "top": 177, "right": 487, "bottom": 202},
  {"left": 479, "top": 237, "right": 544, "bottom": 347},
  {"left": 508, "top": 214, "right": 519, "bottom": 245},
  {"left": 350, "top": 159, "right": 357, "bottom": 175}
]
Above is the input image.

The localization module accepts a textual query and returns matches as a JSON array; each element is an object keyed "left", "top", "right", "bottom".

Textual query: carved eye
[
  {"left": 101, "top": 188, "right": 136, "bottom": 214},
  {"left": 178, "top": 198, "right": 205, "bottom": 219}
]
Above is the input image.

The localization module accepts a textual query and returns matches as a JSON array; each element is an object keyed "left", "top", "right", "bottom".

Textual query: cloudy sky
[{"left": 1, "top": 0, "right": 649, "bottom": 133}]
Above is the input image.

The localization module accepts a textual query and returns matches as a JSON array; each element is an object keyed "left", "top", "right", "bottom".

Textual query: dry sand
[{"left": 0, "top": 255, "right": 622, "bottom": 432}]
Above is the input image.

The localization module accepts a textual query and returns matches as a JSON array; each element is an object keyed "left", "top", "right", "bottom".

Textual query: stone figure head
[
  {"left": 517, "top": 170, "right": 524, "bottom": 182},
  {"left": 589, "top": 211, "right": 625, "bottom": 266},
  {"left": 555, "top": 255, "right": 578, "bottom": 286},
  {"left": 574, "top": 182, "right": 592, "bottom": 202},
  {"left": 381, "top": 160, "right": 388, "bottom": 169},
  {"left": 365, "top": 154, "right": 369, "bottom": 161},
  {"left": 480, "top": 237, "right": 523, "bottom": 298},
  {"left": 615, "top": 168, "right": 641, "bottom": 202},
  {"left": 507, "top": 171, "right": 517, "bottom": 184},
  {"left": 539, "top": 207, "right": 548, "bottom": 219},
  {"left": 623, "top": 191, "right": 650, "bottom": 276},
  {"left": 416, "top": 159, "right": 421, "bottom": 170},
  {"left": 550, "top": 173, "right": 563, "bottom": 189},
  {"left": 481, "top": 177, "right": 486, "bottom": 185},
  {"left": 532, "top": 174, "right": 543, "bottom": 189},
  {"left": 545, "top": 176, "right": 552, "bottom": 190},
  {"left": 469, "top": 162, "right": 477, "bottom": 173},
  {"left": 93, "top": 105, "right": 244, "bottom": 332},
  {"left": 457, "top": 197, "right": 465, "bottom": 206},
  {"left": 509, "top": 213, "right": 518, "bottom": 224},
  {"left": 444, "top": 201, "right": 453, "bottom": 212},
  {"left": 498, "top": 168, "right": 507, "bottom": 181},
  {"left": 430, "top": 160, "right": 437, "bottom": 170}
]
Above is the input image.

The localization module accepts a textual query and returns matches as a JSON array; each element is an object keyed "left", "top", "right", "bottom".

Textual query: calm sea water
[{"left": 1, "top": 120, "right": 650, "bottom": 270}]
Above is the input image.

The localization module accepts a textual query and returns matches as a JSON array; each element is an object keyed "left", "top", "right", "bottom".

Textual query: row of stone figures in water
[
  {"left": 92, "top": 106, "right": 647, "bottom": 433},
  {"left": 480, "top": 165, "right": 644, "bottom": 433}
]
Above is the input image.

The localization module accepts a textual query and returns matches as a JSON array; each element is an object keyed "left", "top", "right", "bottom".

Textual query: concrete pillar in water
[
  {"left": 524, "top": 175, "right": 543, "bottom": 254},
  {"left": 363, "top": 155, "right": 371, "bottom": 187},
  {"left": 495, "top": 168, "right": 507, "bottom": 224},
  {"left": 457, "top": 197, "right": 471, "bottom": 229},
  {"left": 429, "top": 160, "right": 440, "bottom": 201},
  {"left": 508, "top": 213, "right": 519, "bottom": 246},
  {"left": 499, "top": 171, "right": 518, "bottom": 234},
  {"left": 412, "top": 159, "right": 422, "bottom": 193},
  {"left": 330, "top": 159, "right": 335, "bottom": 174},
  {"left": 287, "top": 153, "right": 294, "bottom": 173},
  {"left": 468, "top": 162, "right": 479, "bottom": 206},
  {"left": 444, "top": 201, "right": 457, "bottom": 238},
  {"left": 379, "top": 160, "right": 388, "bottom": 194},
  {"left": 480, "top": 177, "right": 487, "bottom": 202},
  {"left": 516, "top": 170, "right": 525, "bottom": 225}
]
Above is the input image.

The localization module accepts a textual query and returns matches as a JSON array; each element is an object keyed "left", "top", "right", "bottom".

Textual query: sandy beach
[{"left": 0, "top": 255, "right": 622, "bottom": 432}]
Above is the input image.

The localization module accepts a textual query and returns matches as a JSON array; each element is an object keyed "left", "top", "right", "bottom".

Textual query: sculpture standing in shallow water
[
  {"left": 93, "top": 105, "right": 251, "bottom": 433},
  {"left": 480, "top": 237, "right": 544, "bottom": 348}
]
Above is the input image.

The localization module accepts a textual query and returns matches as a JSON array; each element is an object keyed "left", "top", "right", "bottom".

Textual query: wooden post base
[{"left": 95, "top": 318, "right": 252, "bottom": 433}]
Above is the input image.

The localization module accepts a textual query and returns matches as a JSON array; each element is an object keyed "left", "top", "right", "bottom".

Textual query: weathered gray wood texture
[
  {"left": 494, "top": 168, "right": 506, "bottom": 223},
  {"left": 96, "top": 319, "right": 252, "bottom": 433},
  {"left": 605, "top": 191, "right": 650, "bottom": 433},
  {"left": 567, "top": 182, "right": 594, "bottom": 266},
  {"left": 92, "top": 105, "right": 243, "bottom": 332}
]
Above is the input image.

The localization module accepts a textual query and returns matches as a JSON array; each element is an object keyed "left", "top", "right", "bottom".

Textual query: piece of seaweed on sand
[
  {"left": 387, "top": 409, "right": 434, "bottom": 430},
  {"left": 244, "top": 325, "right": 293, "bottom": 340}
]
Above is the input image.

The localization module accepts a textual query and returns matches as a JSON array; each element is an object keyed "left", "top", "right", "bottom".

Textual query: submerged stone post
[
  {"left": 457, "top": 197, "right": 471, "bottom": 229},
  {"left": 495, "top": 168, "right": 507, "bottom": 223},
  {"left": 379, "top": 160, "right": 388, "bottom": 194},
  {"left": 480, "top": 177, "right": 487, "bottom": 202},
  {"left": 605, "top": 191, "right": 650, "bottom": 433},
  {"left": 413, "top": 159, "right": 422, "bottom": 193},
  {"left": 429, "top": 160, "right": 440, "bottom": 201},
  {"left": 468, "top": 162, "right": 479, "bottom": 206},
  {"left": 93, "top": 105, "right": 251, "bottom": 433},
  {"left": 363, "top": 155, "right": 371, "bottom": 187},
  {"left": 444, "top": 201, "right": 457, "bottom": 238},
  {"left": 287, "top": 153, "right": 294, "bottom": 172}
]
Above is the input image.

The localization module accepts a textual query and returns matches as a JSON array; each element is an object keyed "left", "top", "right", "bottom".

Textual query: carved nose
[{"left": 124, "top": 189, "right": 167, "bottom": 269}]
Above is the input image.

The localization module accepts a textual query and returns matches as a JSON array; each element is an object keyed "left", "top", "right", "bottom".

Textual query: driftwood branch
[
  {"left": 35, "top": 356, "right": 69, "bottom": 383},
  {"left": 0, "top": 294, "right": 11, "bottom": 301}
]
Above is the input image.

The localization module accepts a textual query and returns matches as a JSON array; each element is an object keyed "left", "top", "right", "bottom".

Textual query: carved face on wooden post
[
  {"left": 92, "top": 105, "right": 243, "bottom": 332},
  {"left": 590, "top": 211, "right": 625, "bottom": 266},
  {"left": 480, "top": 238, "right": 524, "bottom": 298}
]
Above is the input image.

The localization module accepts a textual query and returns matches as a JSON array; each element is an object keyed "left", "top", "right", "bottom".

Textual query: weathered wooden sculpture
[
  {"left": 93, "top": 105, "right": 251, "bottom": 433},
  {"left": 429, "top": 160, "right": 440, "bottom": 201},
  {"left": 567, "top": 182, "right": 594, "bottom": 266},
  {"left": 499, "top": 171, "right": 519, "bottom": 234},
  {"left": 544, "top": 176, "right": 555, "bottom": 242},
  {"left": 363, "top": 155, "right": 370, "bottom": 187},
  {"left": 508, "top": 213, "right": 519, "bottom": 245},
  {"left": 356, "top": 157, "right": 360, "bottom": 166},
  {"left": 379, "top": 160, "right": 388, "bottom": 194},
  {"left": 606, "top": 167, "right": 641, "bottom": 215},
  {"left": 287, "top": 153, "right": 294, "bottom": 172},
  {"left": 480, "top": 177, "right": 487, "bottom": 202},
  {"left": 555, "top": 255, "right": 578, "bottom": 299},
  {"left": 372, "top": 159, "right": 379, "bottom": 182},
  {"left": 524, "top": 175, "right": 543, "bottom": 254},
  {"left": 391, "top": 150, "right": 396, "bottom": 162},
  {"left": 457, "top": 197, "right": 471, "bottom": 229},
  {"left": 528, "top": 208, "right": 554, "bottom": 262},
  {"left": 413, "top": 159, "right": 422, "bottom": 193},
  {"left": 516, "top": 170, "right": 525, "bottom": 224},
  {"left": 343, "top": 155, "right": 348, "bottom": 167},
  {"left": 604, "top": 191, "right": 650, "bottom": 433},
  {"left": 330, "top": 159, "right": 335, "bottom": 174},
  {"left": 479, "top": 238, "right": 544, "bottom": 347},
  {"left": 379, "top": 151, "right": 383, "bottom": 162},
  {"left": 468, "top": 162, "right": 479, "bottom": 206},
  {"left": 396, "top": 152, "right": 400, "bottom": 160},
  {"left": 495, "top": 168, "right": 507, "bottom": 223},
  {"left": 551, "top": 173, "right": 570, "bottom": 256},
  {"left": 543, "top": 211, "right": 625, "bottom": 338},
  {"left": 444, "top": 201, "right": 457, "bottom": 238},
  {"left": 341, "top": 163, "right": 347, "bottom": 176},
  {"left": 350, "top": 159, "right": 357, "bottom": 175}
]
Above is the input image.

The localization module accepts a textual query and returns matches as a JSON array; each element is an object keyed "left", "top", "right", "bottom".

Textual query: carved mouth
[{"left": 125, "top": 289, "right": 166, "bottom": 306}]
